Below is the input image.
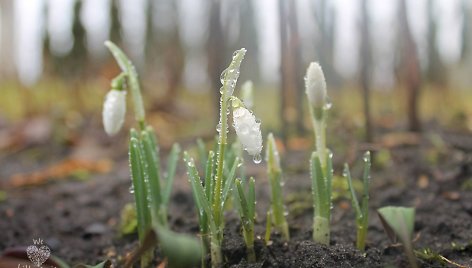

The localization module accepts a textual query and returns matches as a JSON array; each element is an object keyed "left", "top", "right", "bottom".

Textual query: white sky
[{"left": 6, "top": 0, "right": 467, "bottom": 87}]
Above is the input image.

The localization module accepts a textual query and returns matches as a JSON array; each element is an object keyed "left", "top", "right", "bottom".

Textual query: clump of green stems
[
  {"left": 266, "top": 133, "right": 290, "bottom": 241},
  {"left": 184, "top": 48, "right": 249, "bottom": 267},
  {"left": 343, "top": 151, "right": 371, "bottom": 251},
  {"left": 305, "top": 62, "right": 333, "bottom": 245},
  {"left": 234, "top": 177, "right": 256, "bottom": 262},
  {"left": 105, "top": 41, "right": 200, "bottom": 267}
]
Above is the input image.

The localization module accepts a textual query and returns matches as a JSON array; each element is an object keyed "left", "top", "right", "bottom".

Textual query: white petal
[
  {"left": 305, "top": 62, "right": 327, "bottom": 109},
  {"left": 103, "top": 90, "right": 126, "bottom": 136},
  {"left": 233, "top": 107, "right": 262, "bottom": 156}
]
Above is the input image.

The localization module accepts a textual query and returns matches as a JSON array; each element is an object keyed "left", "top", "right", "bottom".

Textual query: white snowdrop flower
[
  {"left": 103, "top": 89, "right": 127, "bottom": 136},
  {"left": 233, "top": 107, "right": 262, "bottom": 157},
  {"left": 305, "top": 62, "right": 327, "bottom": 109}
]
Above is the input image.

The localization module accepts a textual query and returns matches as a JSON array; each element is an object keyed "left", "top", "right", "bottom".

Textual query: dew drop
[
  {"left": 129, "top": 185, "right": 134, "bottom": 194},
  {"left": 220, "top": 68, "right": 228, "bottom": 84},
  {"left": 216, "top": 123, "right": 222, "bottom": 132},
  {"left": 219, "top": 86, "right": 224, "bottom": 94},
  {"left": 324, "top": 97, "right": 333, "bottom": 110},
  {"left": 363, "top": 151, "right": 371, "bottom": 162},
  {"left": 253, "top": 153, "right": 262, "bottom": 164}
]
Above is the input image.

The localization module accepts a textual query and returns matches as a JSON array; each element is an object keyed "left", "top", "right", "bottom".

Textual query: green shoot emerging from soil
[
  {"left": 344, "top": 151, "right": 371, "bottom": 251},
  {"left": 234, "top": 177, "right": 256, "bottom": 262},
  {"left": 305, "top": 62, "right": 333, "bottom": 245},
  {"left": 378, "top": 206, "right": 418, "bottom": 268},
  {"left": 266, "top": 133, "right": 290, "bottom": 241},
  {"left": 104, "top": 41, "right": 200, "bottom": 268},
  {"left": 184, "top": 48, "right": 263, "bottom": 267}
]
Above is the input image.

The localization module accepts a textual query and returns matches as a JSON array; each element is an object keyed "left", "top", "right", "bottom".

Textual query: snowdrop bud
[
  {"left": 103, "top": 89, "right": 127, "bottom": 136},
  {"left": 305, "top": 62, "right": 327, "bottom": 110},
  {"left": 233, "top": 107, "right": 262, "bottom": 157}
]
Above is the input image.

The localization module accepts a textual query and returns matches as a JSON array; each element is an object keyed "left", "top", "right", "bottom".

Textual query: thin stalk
[
  {"left": 264, "top": 210, "right": 272, "bottom": 245},
  {"left": 266, "top": 133, "right": 289, "bottom": 241},
  {"left": 312, "top": 115, "right": 327, "bottom": 169},
  {"left": 345, "top": 151, "right": 371, "bottom": 251},
  {"left": 311, "top": 152, "right": 332, "bottom": 245},
  {"left": 105, "top": 41, "right": 146, "bottom": 129}
]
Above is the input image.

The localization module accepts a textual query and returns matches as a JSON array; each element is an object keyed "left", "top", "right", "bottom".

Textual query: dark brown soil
[{"left": 1, "top": 127, "right": 472, "bottom": 268}]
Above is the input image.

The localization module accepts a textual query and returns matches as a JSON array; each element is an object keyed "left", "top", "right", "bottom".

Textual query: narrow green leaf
[
  {"left": 129, "top": 137, "right": 150, "bottom": 242},
  {"left": 361, "top": 151, "right": 371, "bottom": 220},
  {"left": 325, "top": 151, "right": 333, "bottom": 203},
  {"left": 162, "top": 143, "right": 181, "bottom": 206},
  {"left": 264, "top": 210, "right": 272, "bottom": 244},
  {"left": 197, "top": 138, "right": 207, "bottom": 170},
  {"left": 184, "top": 152, "right": 217, "bottom": 233},
  {"left": 344, "top": 163, "right": 362, "bottom": 217},
  {"left": 154, "top": 224, "right": 203, "bottom": 268},
  {"left": 247, "top": 177, "right": 256, "bottom": 220},
  {"left": 205, "top": 151, "right": 215, "bottom": 201},
  {"left": 378, "top": 206, "right": 415, "bottom": 243},
  {"left": 221, "top": 157, "right": 240, "bottom": 207},
  {"left": 311, "top": 152, "right": 328, "bottom": 217},
  {"left": 140, "top": 130, "right": 162, "bottom": 214},
  {"left": 235, "top": 179, "right": 249, "bottom": 221}
]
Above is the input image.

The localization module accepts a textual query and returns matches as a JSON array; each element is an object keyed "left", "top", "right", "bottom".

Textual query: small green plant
[
  {"left": 234, "top": 177, "right": 256, "bottom": 262},
  {"left": 378, "top": 206, "right": 418, "bottom": 268},
  {"left": 266, "top": 133, "right": 290, "bottom": 241},
  {"left": 184, "top": 48, "right": 263, "bottom": 267},
  {"left": 103, "top": 41, "right": 201, "bottom": 267},
  {"left": 305, "top": 62, "right": 333, "bottom": 245},
  {"left": 343, "top": 151, "right": 371, "bottom": 251}
]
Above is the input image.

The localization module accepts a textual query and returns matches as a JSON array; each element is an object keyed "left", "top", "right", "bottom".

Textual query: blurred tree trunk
[
  {"left": 278, "top": 0, "right": 303, "bottom": 140},
  {"left": 426, "top": 0, "right": 447, "bottom": 86},
  {"left": 313, "top": 0, "right": 339, "bottom": 86},
  {"left": 148, "top": 0, "right": 184, "bottom": 112},
  {"left": 359, "top": 0, "right": 373, "bottom": 143},
  {"left": 0, "top": 0, "right": 15, "bottom": 79},
  {"left": 110, "top": 0, "right": 121, "bottom": 44},
  {"left": 461, "top": 0, "right": 472, "bottom": 63},
  {"left": 236, "top": 0, "right": 259, "bottom": 83},
  {"left": 398, "top": 0, "right": 422, "bottom": 132},
  {"left": 207, "top": 0, "right": 226, "bottom": 119},
  {"left": 288, "top": 0, "right": 304, "bottom": 134}
]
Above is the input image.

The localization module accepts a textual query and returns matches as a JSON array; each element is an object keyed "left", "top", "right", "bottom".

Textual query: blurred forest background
[{"left": 1, "top": 0, "right": 472, "bottom": 145}]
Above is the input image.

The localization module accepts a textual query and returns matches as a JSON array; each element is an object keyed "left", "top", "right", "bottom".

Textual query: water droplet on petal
[{"left": 253, "top": 153, "right": 262, "bottom": 164}]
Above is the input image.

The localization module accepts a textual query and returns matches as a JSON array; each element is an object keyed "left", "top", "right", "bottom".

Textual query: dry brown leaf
[{"left": 6, "top": 158, "right": 112, "bottom": 188}]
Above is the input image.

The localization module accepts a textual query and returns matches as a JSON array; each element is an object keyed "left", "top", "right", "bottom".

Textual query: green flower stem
[
  {"left": 105, "top": 41, "right": 146, "bottom": 129},
  {"left": 267, "top": 133, "right": 289, "bottom": 241},
  {"left": 311, "top": 152, "right": 333, "bottom": 245},
  {"left": 210, "top": 237, "right": 223, "bottom": 266},
  {"left": 310, "top": 107, "right": 327, "bottom": 169},
  {"left": 235, "top": 178, "right": 256, "bottom": 263},
  {"left": 212, "top": 50, "right": 246, "bottom": 261},
  {"left": 344, "top": 151, "right": 371, "bottom": 251}
]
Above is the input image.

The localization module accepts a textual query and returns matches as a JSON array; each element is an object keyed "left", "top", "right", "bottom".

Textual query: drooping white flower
[
  {"left": 103, "top": 89, "right": 127, "bottom": 136},
  {"left": 233, "top": 107, "right": 262, "bottom": 156},
  {"left": 305, "top": 62, "right": 327, "bottom": 109}
]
